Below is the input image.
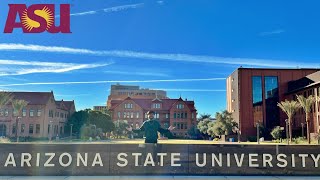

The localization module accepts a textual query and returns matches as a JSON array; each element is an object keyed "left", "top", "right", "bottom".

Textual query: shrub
[{"left": 270, "top": 126, "right": 282, "bottom": 140}]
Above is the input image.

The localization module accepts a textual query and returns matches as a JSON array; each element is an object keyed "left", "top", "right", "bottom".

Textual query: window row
[
  {"left": 49, "top": 110, "right": 69, "bottom": 119},
  {"left": 118, "top": 112, "right": 140, "bottom": 119},
  {"left": 0, "top": 109, "right": 41, "bottom": 117},
  {"left": 12, "top": 123, "right": 40, "bottom": 134},
  {"left": 173, "top": 122, "right": 188, "bottom": 130},
  {"left": 174, "top": 112, "right": 188, "bottom": 119}
]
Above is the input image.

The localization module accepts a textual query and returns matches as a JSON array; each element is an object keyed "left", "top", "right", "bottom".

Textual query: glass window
[
  {"left": 48, "top": 124, "right": 51, "bottom": 133},
  {"left": 29, "top": 124, "right": 34, "bottom": 134},
  {"left": 264, "top": 76, "right": 279, "bottom": 128},
  {"left": 12, "top": 124, "right": 16, "bottom": 134},
  {"left": 4, "top": 109, "right": 8, "bottom": 116},
  {"left": 166, "top": 113, "right": 169, "bottom": 119},
  {"left": 252, "top": 76, "right": 263, "bottom": 126},
  {"left": 174, "top": 112, "right": 176, "bottom": 119},
  {"left": 29, "top": 109, "right": 34, "bottom": 117},
  {"left": 0, "top": 109, "right": 3, "bottom": 116},
  {"left": 36, "top": 124, "right": 40, "bottom": 134},
  {"left": 131, "top": 112, "right": 133, "bottom": 118},
  {"left": 37, "top": 109, "right": 41, "bottom": 116},
  {"left": 117, "top": 112, "right": 121, "bottom": 118},
  {"left": 136, "top": 112, "right": 139, "bottom": 118},
  {"left": 21, "top": 124, "right": 25, "bottom": 133},
  {"left": 22, "top": 109, "right": 27, "bottom": 117}
]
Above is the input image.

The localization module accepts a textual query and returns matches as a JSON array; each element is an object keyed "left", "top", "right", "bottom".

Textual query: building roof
[
  {"left": 55, "top": 100, "right": 75, "bottom": 111},
  {"left": 287, "top": 71, "right": 320, "bottom": 93},
  {"left": 10, "top": 92, "right": 54, "bottom": 105},
  {"left": 109, "top": 97, "right": 196, "bottom": 111}
]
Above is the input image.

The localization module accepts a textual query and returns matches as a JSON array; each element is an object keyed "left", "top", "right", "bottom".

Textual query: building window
[
  {"left": 145, "top": 113, "right": 147, "bottom": 118},
  {"left": 185, "top": 112, "right": 187, "bottom": 119},
  {"left": 192, "top": 113, "right": 194, "bottom": 119},
  {"left": 4, "top": 109, "right": 8, "bottom": 117},
  {"left": 131, "top": 112, "right": 134, "bottom": 118},
  {"left": 0, "top": 109, "right": 3, "bottom": 116},
  {"left": 37, "top": 109, "right": 41, "bottom": 117},
  {"left": 181, "top": 112, "right": 184, "bottom": 119},
  {"left": 117, "top": 112, "right": 121, "bottom": 118},
  {"left": 136, "top": 112, "right": 139, "bottom": 118},
  {"left": 48, "top": 124, "right": 51, "bottom": 134},
  {"left": 177, "top": 104, "right": 184, "bottom": 109},
  {"left": 174, "top": 112, "right": 176, "bottom": 119},
  {"left": 12, "top": 124, "right": 16, "bottom": 134},
  {"left": 22, "top": 109, "right": 27, "bottom": 117},
  {"left": 152, "top": 103, "right": 161, "bottom": 109},
  {"left": 177, "top": 113, "right": 180, "bottom": 119},
  {"left": 13, "top": 109, "right": 18, "bottom": 117},
  {"left": 264, "top": 76, "right": 279, "bottom": 128},
  {"left": 21, "top": 124, "right": 25, "bottom": 133},
  {"left": 49, "top": 110, "right": 53, "bottom": 117},
  {"left": 166, "top": 113, "right": 169, "bottom": 119},
  {"left": 252, "top": 76, "right": 263, "bottom": 126},
  {"left": 29, "top": 124, "right": 34, "bottom": 134},
  {"left": 36, "top": 124, "right": 40, "bottom": 134},
  {"left": 154, "top": 112, "right": 159, "bottom": 119},
  {"left": 123, "top": 112, "right": 126, "bottom": 118},
  {"left": 125, "top": 103, "right": 133, "bottom": 109},
  {"left": 29, "top": 109, "right": 34, "bottom": 117}
]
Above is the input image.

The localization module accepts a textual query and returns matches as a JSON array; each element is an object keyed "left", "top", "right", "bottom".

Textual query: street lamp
[
  {"left": 285, "top": 119, "right": 289, "bottom": 145},
  {"left": 256, "top": 123, "right": 260, "bottom": 144},
  {"left": 301, "top": 123, "right": 305, "bottom": 139},
  {"left": 49, "top": 120, "right": 53, "bottom": 141},
  {"left": 70, "top": 124, "right": 73, "bottom": 141}
]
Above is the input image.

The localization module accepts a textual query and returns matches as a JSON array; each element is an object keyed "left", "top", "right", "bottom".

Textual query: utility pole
[{"left": 256, "top": 123, "right": 260, "bottom": 144}]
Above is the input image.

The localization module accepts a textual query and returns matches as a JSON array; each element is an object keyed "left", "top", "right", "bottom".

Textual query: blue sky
[{"left": 0, "top": 0, "right": 320, "bottom": 116}]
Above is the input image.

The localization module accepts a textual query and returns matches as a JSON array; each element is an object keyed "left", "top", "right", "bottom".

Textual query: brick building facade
[
  {"left": 226, "top": 68, "right": 320, "bottom": 140},
  {"left": 0, "top": 91, "right": 75, "bottom": 138},
  {"left": 109, "top": 97, "right": 197, "bottom": 137}
]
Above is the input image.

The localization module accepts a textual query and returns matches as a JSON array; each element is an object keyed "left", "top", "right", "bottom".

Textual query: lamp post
[
  {"left": 49, "top": 120, "right": 53, "bottom": 141},
  {"left": 256, "top": 123, "right": 260, "bottom": 144},
  {"left": 301, "top": 123, "right": 305, "bottom": 139},
  {"left": 70, "top": 124, "right": 73, "bottom": 141},
  {"left": 285, "top": 119, "right": 289, "bottom": 145}
]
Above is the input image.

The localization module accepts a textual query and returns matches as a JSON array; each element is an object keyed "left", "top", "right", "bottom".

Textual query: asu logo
[{"left": 4, "top": 4, "right": 71, "bottom": 33}]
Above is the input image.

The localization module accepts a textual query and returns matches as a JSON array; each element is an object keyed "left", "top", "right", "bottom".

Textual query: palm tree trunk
[
  {"left": 306, "top": 113, "right": 311, "bottom": 144},
  {"left": 289, "top": 117, "right": 292, "bottom": 143}
]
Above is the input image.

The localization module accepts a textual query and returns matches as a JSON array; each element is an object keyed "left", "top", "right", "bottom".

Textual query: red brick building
[
  {"left": 226, "top": 68, "right": 320, "bottom": 140},
  {"left": 109, "top": 97, "right": 197, "bottom": 137},
  {"left": 0, "top": 91, "right": 75, "bottom": 138},
  {"left": 107, "top": 84, "right": 167, "bottom": 108}
]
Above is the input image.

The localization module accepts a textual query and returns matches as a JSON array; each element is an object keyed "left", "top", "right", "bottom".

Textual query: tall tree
[
  {"left": 277, "top": 99, "right": 300, "bottom": 142},
  {"left": 88, "top": 110, "right": 115, "bottom": 133},
  {"left": 296, "top": 95, "right": 316, "bottom": 144},
  {"left": 65, "top": 110, "right": 90, "bottom": 136},
  {"left": 0, "top": 92, "right": 13, "bottom": 108},
  {"left": 206, "top": 110, "right": 238, "bottom": 137},
  {"left": 12, "top": 99, "right": 28, "bottom": 142}
]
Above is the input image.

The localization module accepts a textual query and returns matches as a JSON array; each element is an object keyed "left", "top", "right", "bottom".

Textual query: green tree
[
  {"left": 0, "top": 92, "right": 12, "bottom": 108},
  {"left": 277, "top": 99, "right": 300, "bottom": 143},
  {"left": 12, "top": 99, "right": 28, "bottom": 142},
  {"left": 113, "top": 120, "right": 128, "bottom": 138},
  {"left": 197, "top": 119, "right": 211, "bottom": 134},
  {"left": 65, "top": 110, "right": 90, "bottom": 136},
  {"left": 270, "top": 126, "right": 282, "bottom": 140},
  {"left": 296, "top": 95, "right": 316, "bottom": 144},
  {"left": 198, "top": 113, "right": 211, "bottom": 121},
  {"left": 88, "top": 110, "right": 115, "bottom": 133},
  {"left": 187, "top": 125, "right": 202, "bottom": 139},
  {"left": 206, "top": 110, "right": 238, "bottom": 137}
]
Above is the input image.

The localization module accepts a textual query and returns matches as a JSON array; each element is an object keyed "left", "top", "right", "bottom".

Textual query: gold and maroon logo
[{"left": 4, "top": 4, "right": 71, "bottom": 33}]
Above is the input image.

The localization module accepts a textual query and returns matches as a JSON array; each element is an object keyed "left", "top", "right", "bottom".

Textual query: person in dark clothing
[{"left": 126, "top": 111, "right": 175, "bottom": 143}]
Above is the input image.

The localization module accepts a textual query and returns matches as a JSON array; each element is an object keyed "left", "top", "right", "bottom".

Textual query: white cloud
[
  {"left": 0, "top": 59, "right": 112, "bottom": 76},
  {"left": 259, "top": 29, "right": 285, "bottom": 36},
  {"left": 67, "top": 3, "right": 144, "bottom": 17},
  {"left": 0, "top": 43, "right": 319, "bottom": 68},
  {"left": 104, "top": 70, "right": 169, "bottom": 77},
  {"left": 0, "top": 78, "right": 225, "bottom": 87}
]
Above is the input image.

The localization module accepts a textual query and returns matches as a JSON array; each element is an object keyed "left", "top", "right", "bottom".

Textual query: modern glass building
[{"left": 226, "top": 67, "right": 320, "bottom": 140}]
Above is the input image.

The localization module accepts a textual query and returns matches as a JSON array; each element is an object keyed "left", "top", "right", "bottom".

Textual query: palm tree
[
  {"left": 277, "top": 99, "right": 300, "bottom": 143},
  {"left": 0, "top": 92, "right": 13, "bottom": 108},
  {"left": 12, "top": 99, "right": 28, "bottom": 142},
  {"left": 296, "top": 95, "right": 316, "bottom": 144}
]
